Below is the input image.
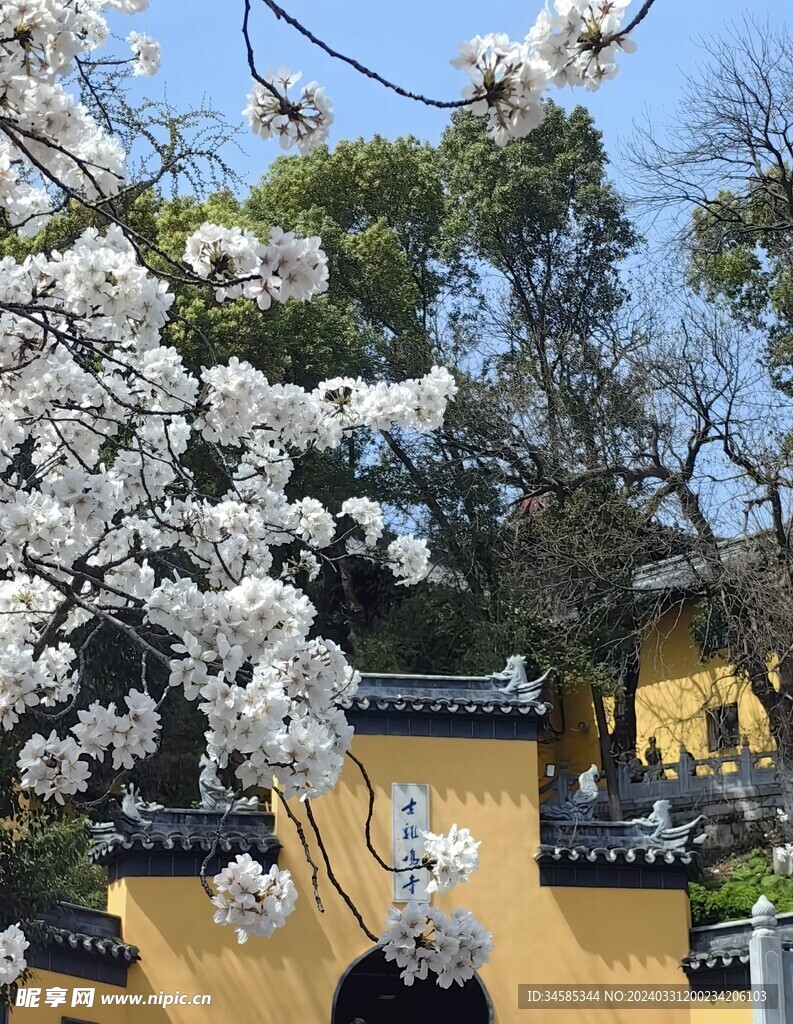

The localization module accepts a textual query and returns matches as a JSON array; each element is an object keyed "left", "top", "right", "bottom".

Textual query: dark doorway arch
[{"left": 332, "top": 947, "right": 493, "bottom": 1024}]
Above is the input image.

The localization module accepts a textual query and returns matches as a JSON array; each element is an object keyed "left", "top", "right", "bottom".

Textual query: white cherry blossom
[
  {"left": 451, "top": 1, "right": 637, "bottom": 145},
  {"left": 243, "top": 67, "right": 334, "bottom": 154},
  {"left": 387, "top": 535, "right": 431, "bottom": 586},
  {"left": 380, "top": 903, "right": 493, "bottom": 988},
  {"left": 339, "top": 498, "right": 385, "bottom": 546},
  {"left": 17, "top": 732, "right": 91, "bottom": 804},
  {"left": 0, "top": 923, "right": 29, "bottom": 987},
  {"left": 212, "top": 854, "right": 298, "bottom": 942},
  {"left": 0, "top": 0, "right": 554, "bottom": 978},
  {"left": 126, "top": 31, "right": 161, "bottom": 76},
  {"left": 422, "top": 824, "right": 481, "bottom": 895}
]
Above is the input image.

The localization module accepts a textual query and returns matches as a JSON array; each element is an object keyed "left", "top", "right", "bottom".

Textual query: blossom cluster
[
  {"left": 452, "top": 35, "right": 548, "bottom": 146},
  {"left": 422, "top": 824, "right": 481, "bottom": 895},
  {"left": 0, "top": 923, "right": 29, "bottom": 987},
  {"left": 16, "top": 732, "right": 90, "bottom": 804},
  {"left": 178, "top": 632, "right": 359, "bottom": 801},
  {"left": 0, "top": 220, "right": 454, "bottom": 805},
  {"left": 387, "top": 535, "right": 431, "bottom": 586},
  {"left": 127, "top": 31, "right": 162, "bottom": 76},
  {"left": 0, "top": 636, "right": 76, "bottom": 730},
  {"left": 0, "top": 0, "right": 160, "bottom": 234},
  {"left": 72, "top": 691, "right": 161, "bottom": 768},
  {"left": 212, "top": 854, "right": 298, "bottom": 943},
  {"left": 243, "top": 67, "right": 334, "bottom": 155},
  {"left": 452, "top": 1, "right": 637, "bottom": 145},
  {"left": 380, "top": 903, "right": 493, "bottom": 988},
  {"left": 339, "top": 497, "right": 385, "bottom": 547},
  {"left": 530, "top": 0, "right": 636, "bottom": 89},
  {"left": 183, "top": 224, "right": 329, "bottom": 309}
]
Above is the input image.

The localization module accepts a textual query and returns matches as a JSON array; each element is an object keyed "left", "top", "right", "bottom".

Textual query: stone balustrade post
[
  {"left": 741, "top": 742, "right": 754, "bottom": 786},
  {"left": 617, "top": 760, "right": 631, "bottom": 799},
  {"left": 677, "top": 745, "right": 691, "bottom": 796},
  {"left": 557, "top": 765, "right": 570, "bottom": 803},
  {"left": 749, "top": 896, "right": 787, "bottom": 1024}
]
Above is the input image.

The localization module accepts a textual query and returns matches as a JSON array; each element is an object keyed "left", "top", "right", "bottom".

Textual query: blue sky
[{"left": 113, "top": 0, "right": 784, "bottom": 191}]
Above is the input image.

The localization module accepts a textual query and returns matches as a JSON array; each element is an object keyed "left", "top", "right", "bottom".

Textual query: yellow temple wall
[
  {"left": 543, "top": 682, "right": 603, "bottom": 779},
  {"left": 689, "top": 1001, "right": 754, "bottom": 1024},
  {"left": 14, "top": 730, "right": 727, "bottom": 1024}
]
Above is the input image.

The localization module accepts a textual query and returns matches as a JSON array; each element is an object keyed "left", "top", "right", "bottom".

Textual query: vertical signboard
[{"left": 392, "top": 783, "right": 430, "bottom": 901}]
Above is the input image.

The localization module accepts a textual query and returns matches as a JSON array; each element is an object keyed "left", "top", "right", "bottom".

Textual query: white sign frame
[{"left": 391, "top": 783, "right": 430, "bottom": 901}]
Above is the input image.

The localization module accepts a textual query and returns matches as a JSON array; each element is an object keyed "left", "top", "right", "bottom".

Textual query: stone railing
[
  {"left": 545, "top": 745, "right": 779, "bottom": 814},
  {"left": 685, "top": 896, "right": 793, "bottom": 1022}
]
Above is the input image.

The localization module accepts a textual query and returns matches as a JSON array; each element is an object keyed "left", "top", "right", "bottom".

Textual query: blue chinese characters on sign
[{"left": 392, "top": 783, "right": 429, "bottom": 901}]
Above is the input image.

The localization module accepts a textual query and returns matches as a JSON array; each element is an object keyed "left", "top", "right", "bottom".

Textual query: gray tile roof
[
  {"left": 535, "top": 844, "right": 701, "bottom": 868},
  {"left": 47, "top": 926, "right": 140, "bottom": 963},
  {"left": 89, "top": 808, "right": 279, "bottom": 864},
  {"left": 683, "top": 910, "right": 793, "bottom": 972},
  {"left": 345, "top": 672, "right": 552, "bottom": 718},
  {"left": 40, "top": 904, "right": 140, "bottom": 964}
]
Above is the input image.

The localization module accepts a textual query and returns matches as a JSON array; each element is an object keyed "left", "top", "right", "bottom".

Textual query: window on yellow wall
[
  {"left": 691, "top": 600, "right": 729, "bottom": 660},
  {"left": 706, "top": 703, "right": 740, "bottom": 751}
]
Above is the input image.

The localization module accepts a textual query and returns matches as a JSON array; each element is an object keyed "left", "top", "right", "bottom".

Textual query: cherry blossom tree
[{"left": 0, "top": 0, "right": 656, "bottom": 995}]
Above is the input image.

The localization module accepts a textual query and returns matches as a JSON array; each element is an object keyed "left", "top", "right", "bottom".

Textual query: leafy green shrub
[
  {"left": 1, "top": 813, "right": 107, "bottom": 925},
  {"left": 689, "top": 848, "right": 793, "bottom": 924},
  {"left": 1, "top": 812, "right": 107, "bottom": 1003}
]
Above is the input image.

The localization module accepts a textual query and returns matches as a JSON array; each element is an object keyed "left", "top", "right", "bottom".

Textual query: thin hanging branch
[
  {"left": 620, "top": 0, "right": 659, "bottom": 38},
  {"left": 346, "top": 751, "right": 423, "bottom": 875},
  {"left": 257, "top": 0, "right": 470, "bottom": 110},
  {"left": 273, "top": 786, "right": 324, "bottom": 913},
  {"left": 254, "top": 0, "right": 661, "bottom": 110},
  {"left": 304, "top": 799, "right": 378, "bottom": 942},
  {"left": 243, "top": 0, "right": 298, "bottom": 112},
  {"left": 199, "top": 802, "right": 234, "bottom": 898}
]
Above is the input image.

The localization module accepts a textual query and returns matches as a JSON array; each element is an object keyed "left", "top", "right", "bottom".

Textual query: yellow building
[
  {"left": 8, "top": 671, "right": 757, "bottom": 1024},
  {"left": 636, "top": 602, "right": 772, "bottom": 761},
  {"left": 550, "top": 599, "right": 775, "bottom": 781}
]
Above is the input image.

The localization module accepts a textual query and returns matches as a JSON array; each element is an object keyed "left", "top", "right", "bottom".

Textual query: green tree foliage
[
  {"left": 245, "top": 135, "right": 458, "bottom": 378},
  {"left": 358, "top": 582, "right": 600, "bottom": 686},
  {"left": 368, "top": 107, "right": 654, "bottom": 723},
  {"left": 1, "top": 812, "right": 106, "bottom": 998},
  {"left": 1, "top": 815, "right": 106, "bottom": 920},
  {"left": 634, "top": 23, "right": 793, "bottom": 394},
  {"left": 441, "top": 103, "right": 636, "bottom": 343},
  {"left": 689, "top": 189, "right": 793, "bottom": 393}
]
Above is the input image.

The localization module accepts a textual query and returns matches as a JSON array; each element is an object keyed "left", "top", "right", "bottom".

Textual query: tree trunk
[
  {"left": 591, "top": 683, "right": 623, "bottom": 821},
  {"left": 338, "top": 557, "right": 364, "bottom": 660},
  {"left": 770, "top": 706, "right": 793, "bottom": 823},
  {"left": 610, "top": 654, "right": 640, "bottom": 758},
  {"left": 776, "top": 750, "right": 793, "bottom": 827},
  {"left": 750, "top": 663, "right": 793, "bottom": 821}
]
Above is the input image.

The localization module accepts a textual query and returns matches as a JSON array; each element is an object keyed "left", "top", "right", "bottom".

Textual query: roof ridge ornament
[
  {"left": 199, "top": 754, "right": 259, "bottom": 812},
  {"left": 540, "top": 764, "right": 600, "bottom": 822},
  {"left": 490, "top": 657, "right": 552, "bottom": 702},
  {"left": 120, "top": 782, "right": 163, "bottom": 827}
]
